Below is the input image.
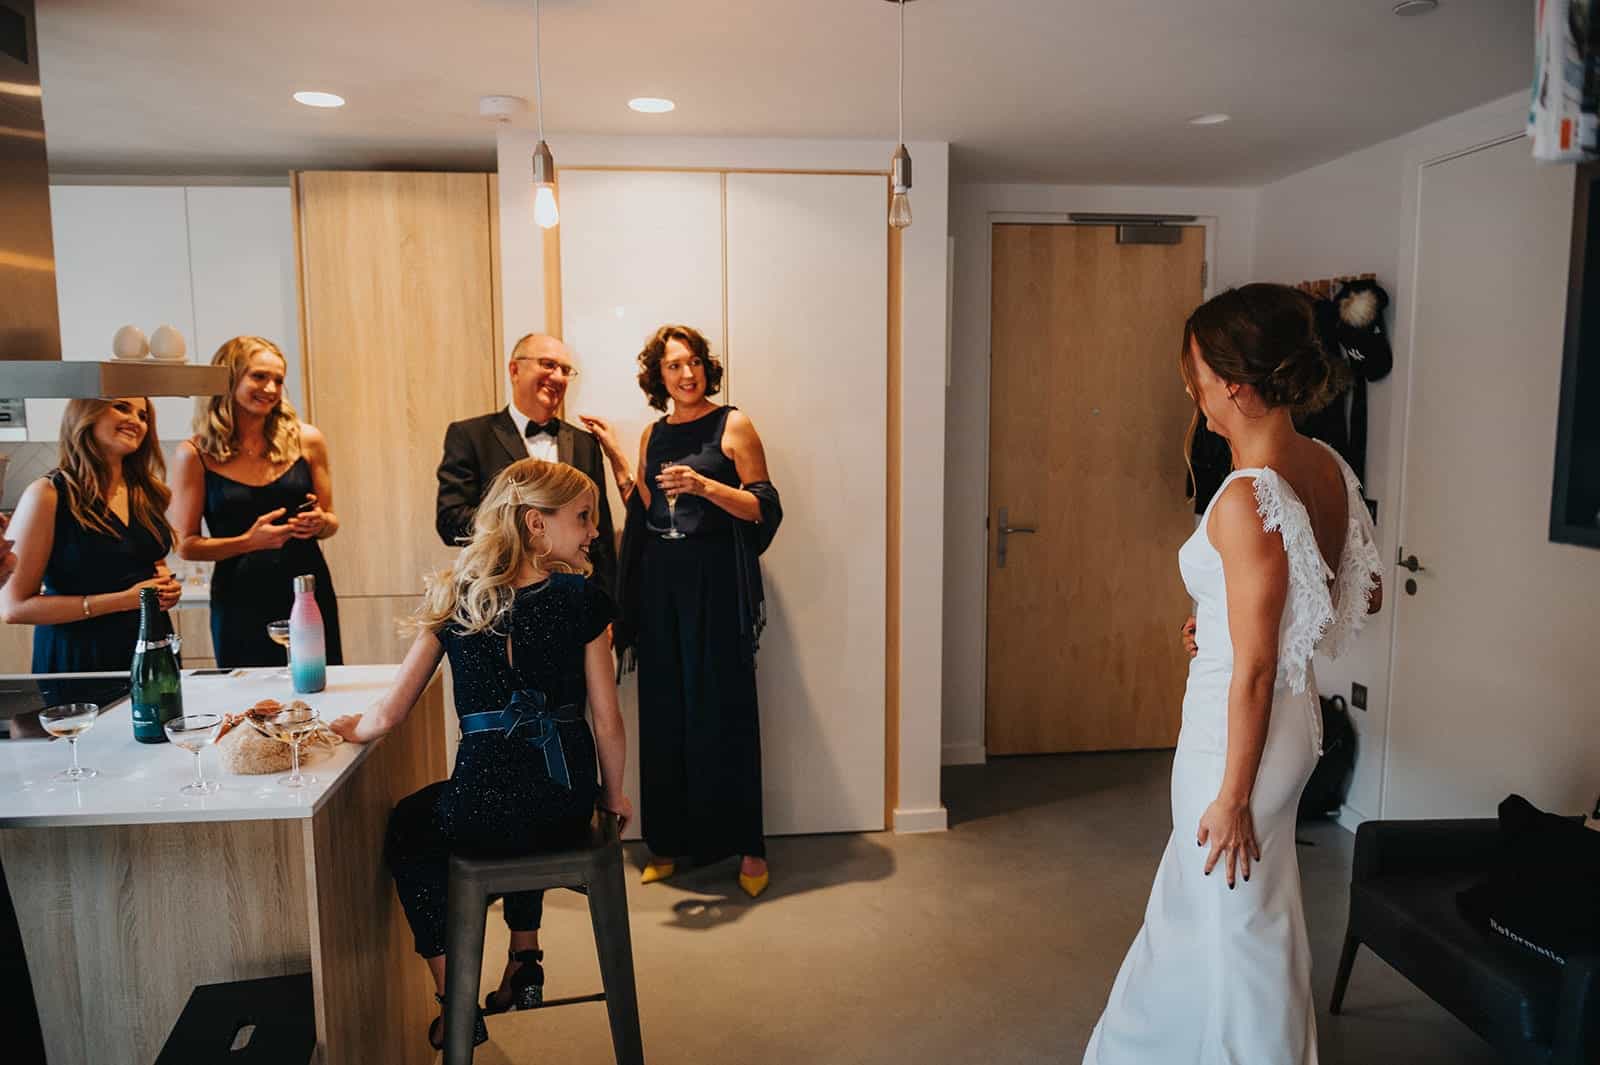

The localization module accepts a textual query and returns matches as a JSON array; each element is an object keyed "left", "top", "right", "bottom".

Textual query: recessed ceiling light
[
  {"left": 628, "top": 97, "right": 675, "bottom": 114},
  {"left": 1188, "top": 113, "right": 1231, "bottom": 126},
  {"left": 1392, "top": 0, "right": 1439, "bottom": 14},
  {"left": 293, "top": 91, "right": 345, "bottom": 108}
]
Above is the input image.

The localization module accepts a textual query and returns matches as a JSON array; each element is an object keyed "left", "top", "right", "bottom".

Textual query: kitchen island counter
[{"left": 0, "top": 665, "right": 445, "bottom": 1065}]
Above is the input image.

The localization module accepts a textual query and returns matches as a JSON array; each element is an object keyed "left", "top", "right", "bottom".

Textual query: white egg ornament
[
  {"left": 111, "top": 325, "right": 149, "bottom": 360},
  {"left": 149, "top": 325, "right": 188, "bottom": 362}
]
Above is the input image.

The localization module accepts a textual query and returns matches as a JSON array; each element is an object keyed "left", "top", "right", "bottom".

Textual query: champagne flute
[
  {"left": 660, "top": 456, "right": 693, "bottom": 541},
  {"left": 164, "top": 714, "right": 223, "bottom": 795},
  {"left": 266, "top": 619, "right": 291, "bottom": 680},
  {"left": 40, "top": 703, "right": 99, "bottom": 781},
  {"left": 269, "top": 705, "right": 321, "bottom": 789}
]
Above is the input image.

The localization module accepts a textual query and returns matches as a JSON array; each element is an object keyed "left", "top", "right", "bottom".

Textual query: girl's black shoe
[
  {"left": 483, "top": 948, "right": 545, "bottom": 1014},
  {"left": 428, "top": 992, "right": 489, "bottom": 1051}
]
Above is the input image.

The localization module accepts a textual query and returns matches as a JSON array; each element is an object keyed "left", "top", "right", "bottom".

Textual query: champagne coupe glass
[
  {"left": 266, "top": 619, "right": 291, "bottom": 679},
  {"left": 164, "top": 714, "right": 223, "bottom": 795},
  {"left": 270, "top": 705, "right": 321, "bottom": 789},
  {"left": 660, "top": 457, "right": 693, "bottom": 541},
  {"left": 39, "top": 703, "right": 99, "bottom": 781}
]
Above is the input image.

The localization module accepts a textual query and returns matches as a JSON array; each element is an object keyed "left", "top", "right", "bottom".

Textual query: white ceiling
[{"left": 37, "top": 0, "right": 1532, "bottom": 186}]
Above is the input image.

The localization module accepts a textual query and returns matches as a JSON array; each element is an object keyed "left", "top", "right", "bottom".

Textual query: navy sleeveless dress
[
  {"left": 385, "top": 572, "right": 612, "bottom": 957},
  {"left": 638, "top": 405, "right": 766, "bottom": 860},
  {"left": 32, "top": 471, "right": 171, "bottom": 673},
  {"left": 200, "top": 455, "right": 343, "bottom": 668}
]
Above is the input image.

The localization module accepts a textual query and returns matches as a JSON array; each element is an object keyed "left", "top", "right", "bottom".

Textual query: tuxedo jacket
[{"left": 434, "top": 410, "right": 617, "bottom": 596}]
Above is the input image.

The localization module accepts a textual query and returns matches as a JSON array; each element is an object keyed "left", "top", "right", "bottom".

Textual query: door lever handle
[{"left": 996, "top": 507, "right": 1038, "bottom": 569}]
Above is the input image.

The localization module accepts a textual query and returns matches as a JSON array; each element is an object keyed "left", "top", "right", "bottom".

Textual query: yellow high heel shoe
[
  {"left": 738, "top": 863, "right": 769, "bottom": 899},
  {"left": 641, "top": 859, "right": 676, "bottom": 885}
]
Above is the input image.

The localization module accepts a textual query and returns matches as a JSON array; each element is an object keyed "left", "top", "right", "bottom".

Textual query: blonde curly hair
[
  {"left": 416, "top": 459, "right": 597, "bottom": 635},
  {"left": 192, "top": 336, "right": 302, "bottom": 463}
]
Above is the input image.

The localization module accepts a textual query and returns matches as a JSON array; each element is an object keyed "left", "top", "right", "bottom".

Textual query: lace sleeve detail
[
  {"left": 1252, "top": 470, "right": 1334, "bottom": 694},
  {"left": 1319, "top": 450, "right": 1383, "bottom": 659}
]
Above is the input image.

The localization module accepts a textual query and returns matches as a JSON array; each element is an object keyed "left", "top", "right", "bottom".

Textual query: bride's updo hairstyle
[{"left": 1180, "top": 282, "right": 1348, "bottom": 416}]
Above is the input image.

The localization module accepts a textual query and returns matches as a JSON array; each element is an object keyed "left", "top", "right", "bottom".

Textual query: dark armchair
[{"left": 1332, "top": 818, "right": 1600, "bottom": 1065}]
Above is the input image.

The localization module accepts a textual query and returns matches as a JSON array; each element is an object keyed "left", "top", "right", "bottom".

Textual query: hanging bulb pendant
[
  {"left": 530, "top": 0, "right": 558, "bottom": 229},
  {"left": 886, "top": 0, "right": 913, "bottom": 229},
  {"left": 532, "top": 138, "right": 559, "bottom": 229},
  {"left": 889, "top": 143, "right": 913, "bottom": 229}
]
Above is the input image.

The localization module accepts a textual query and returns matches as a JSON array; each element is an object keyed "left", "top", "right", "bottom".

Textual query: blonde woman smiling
[
  {"left": 1, "top": 397, "right": 180, "bottom": 671},
  {"left": 169, "top": 336, "right": 343, "bottom": 667}
]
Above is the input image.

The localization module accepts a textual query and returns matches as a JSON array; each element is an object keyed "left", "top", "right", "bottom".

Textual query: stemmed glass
[
  {"left": 39, "top": 703, "right": 99, "bottom": 781},
  {"left": 266, "top": 620, "right": 291, "bottom": 679},
  {"left": 268, "top": 705, "right": 321, "bottom": 789},
  {"left": 660, "top": 457, "right": 693, "bottom": 541},
  {"left": 164, "top": 714, "right": 223, "bottom": 795}
]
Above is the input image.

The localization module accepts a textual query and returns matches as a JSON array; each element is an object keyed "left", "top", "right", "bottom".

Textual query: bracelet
[{"left": 81, "top": 595, "right": 92, "bottom": 618}]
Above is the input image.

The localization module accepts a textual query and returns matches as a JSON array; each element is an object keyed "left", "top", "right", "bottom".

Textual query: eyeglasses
[{"left": 514, "top": 356, "right": 580, "bottom": 378}]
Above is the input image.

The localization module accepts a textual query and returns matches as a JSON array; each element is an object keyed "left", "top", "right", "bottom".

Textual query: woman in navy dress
[
  {"left": 169, "top": 336, "right": 343, "bottom": 668},
  {"left": 1, "top": 398, "right": 181, "bottom": 671},
  {"left": 330, "top": 459, "right": 631, "bottom": 1052},
  {"left": 588, "top": 324, "right": 782, "bottom": 899}
]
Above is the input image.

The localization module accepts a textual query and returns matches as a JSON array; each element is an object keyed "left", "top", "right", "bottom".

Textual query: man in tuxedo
[{"left": 435, "top": 333, "right": 617, "bottom": 594}]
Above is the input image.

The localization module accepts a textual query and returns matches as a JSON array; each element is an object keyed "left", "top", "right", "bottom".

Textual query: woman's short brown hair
[{"left": 636, "top": 325, "right": 724, "bottom": 411}]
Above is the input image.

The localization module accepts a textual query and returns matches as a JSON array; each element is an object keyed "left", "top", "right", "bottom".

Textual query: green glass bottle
[{"left": 130, "top": 587, "right": 183, "bottom": 744}]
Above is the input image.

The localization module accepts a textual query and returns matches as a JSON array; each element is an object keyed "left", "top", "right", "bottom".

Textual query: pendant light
[
  {"left": 887, "top": 0, "right": 913, "bottom": 229},
  {"left": 531, "top": 0, "right": 559, "bottom": 229}
]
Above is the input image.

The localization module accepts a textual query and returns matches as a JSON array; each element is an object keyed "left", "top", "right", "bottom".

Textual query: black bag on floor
[{"left": 1298, "top": 694, "right": 1355, "bottom": 820}]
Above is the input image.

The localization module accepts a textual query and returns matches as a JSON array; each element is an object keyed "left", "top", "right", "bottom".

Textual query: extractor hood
[{"left": 0, "top": 0, "right": 227, "bottom": 399}]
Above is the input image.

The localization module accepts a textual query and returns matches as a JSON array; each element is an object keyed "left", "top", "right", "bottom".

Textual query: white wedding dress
[{"left": 1083, "top": 442, "right": 1381, "bottom": 1065}]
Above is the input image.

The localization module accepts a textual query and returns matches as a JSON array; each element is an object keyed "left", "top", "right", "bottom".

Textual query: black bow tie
[{"left": 525, "top": 419, "right": 560, "bottom": 439}]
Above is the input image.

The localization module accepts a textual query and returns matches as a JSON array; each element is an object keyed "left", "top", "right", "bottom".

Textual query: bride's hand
[{"left": 1197, "top": 798, "right": 1260, "bottom": 888}]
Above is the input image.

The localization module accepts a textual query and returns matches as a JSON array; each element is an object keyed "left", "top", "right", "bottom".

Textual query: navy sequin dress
[{"left": 386, "top": 572, "right": 613, "bottom": 958}]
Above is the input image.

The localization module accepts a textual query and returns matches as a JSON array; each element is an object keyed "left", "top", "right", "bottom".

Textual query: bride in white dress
[{"left": 1084, "top": 284, "right": 1384, "bottom": 1065}]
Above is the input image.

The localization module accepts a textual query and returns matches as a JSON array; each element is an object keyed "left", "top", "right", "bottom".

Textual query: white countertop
[{"left": 0, "top": 666, "right": 400, "bottom": 829}]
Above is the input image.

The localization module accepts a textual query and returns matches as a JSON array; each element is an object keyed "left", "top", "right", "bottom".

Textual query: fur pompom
[{"left": 1339, "top": 289, "right": 1379, "bottom": 329}]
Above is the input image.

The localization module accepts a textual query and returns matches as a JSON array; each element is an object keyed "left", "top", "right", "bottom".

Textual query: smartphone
[
  {"left": 295, "top": 498, "right": 317, "bottom": 513},
  {"left": 186, "top": 667, "right": 238, "bottom": 677}
]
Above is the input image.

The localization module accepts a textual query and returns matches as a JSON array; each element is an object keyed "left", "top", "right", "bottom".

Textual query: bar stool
[{"left": 442, "top": 811, "right": 644, "bottom": 1065}]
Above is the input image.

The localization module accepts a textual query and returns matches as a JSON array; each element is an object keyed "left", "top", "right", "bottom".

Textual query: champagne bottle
[
  {"left": 130, "top": 587, "right": 183, "bottom": 744},
  {"left": 289, "top": 574, "right": 326, "bottom": 693}
]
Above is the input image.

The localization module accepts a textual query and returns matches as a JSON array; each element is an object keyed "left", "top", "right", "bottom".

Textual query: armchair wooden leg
[{"left": 1330, "top": 932, "right": 1361, "bottom": 1015}]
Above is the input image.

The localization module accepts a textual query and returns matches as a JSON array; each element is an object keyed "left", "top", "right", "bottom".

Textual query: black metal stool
[{"left": 442, "top": 811, "right": 644, "bottom": 1065}]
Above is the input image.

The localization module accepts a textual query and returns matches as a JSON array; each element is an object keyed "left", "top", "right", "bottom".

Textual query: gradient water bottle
[{"left": 289, "top": 574, "right": 326, "bottom": 693}]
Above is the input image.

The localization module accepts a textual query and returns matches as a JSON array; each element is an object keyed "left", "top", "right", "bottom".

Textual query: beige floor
[{"left": 447, "top": 750, "right": 1500, "bottom": 1065}]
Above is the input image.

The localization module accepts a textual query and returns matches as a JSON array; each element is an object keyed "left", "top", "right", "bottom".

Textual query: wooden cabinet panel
[
  {"left": 332, "top": 595, "right": 417, "bottom": 666},
  {"left": 0, "top": 623, "right": 33, "bottom": 673},
  {"left": 172, "top": 606, "right": 214, "bottom": 662},
  {"left": 292, "top": 172, "right": 499, "bottom": 599}
]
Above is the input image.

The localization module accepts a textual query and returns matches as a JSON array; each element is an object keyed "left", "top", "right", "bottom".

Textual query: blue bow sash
[{"left": 459, "top": 688, "right": 577, "bottom": 791}]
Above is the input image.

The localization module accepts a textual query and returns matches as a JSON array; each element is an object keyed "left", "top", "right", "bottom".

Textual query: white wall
[
  {"left": 497, "top": 131, "right": 952, "bottom": 833},
  {"left": 1252, "top": 90, "right": 1533, "bottom": 823},
  {"left": 941, "top": 183, "right": 1260, "bottom": 765}
]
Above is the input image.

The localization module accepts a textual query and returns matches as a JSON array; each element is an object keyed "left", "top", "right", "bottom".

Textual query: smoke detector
[{"left": 479, "top": 95, "right": 529, "bottom": 122}]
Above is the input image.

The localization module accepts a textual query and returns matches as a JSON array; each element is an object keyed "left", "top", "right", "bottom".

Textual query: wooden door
[
  {"left": 986, "top": 224, "right": 1202, "bottom": 754},
  {"left": 293, "top": 171, "right": 500, "bottom": 601},
  {"left": 1384, "top": 138, "right": 1599, "bottom": 819}
]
